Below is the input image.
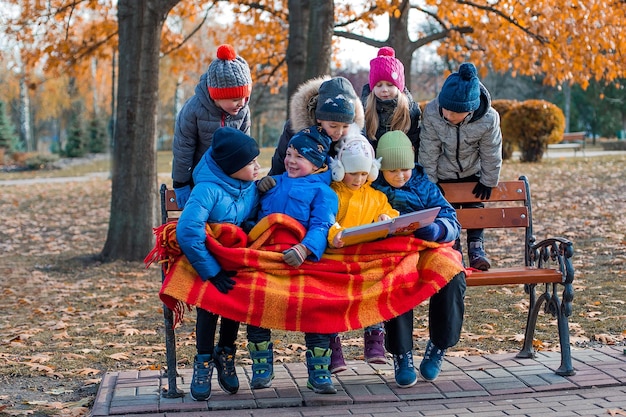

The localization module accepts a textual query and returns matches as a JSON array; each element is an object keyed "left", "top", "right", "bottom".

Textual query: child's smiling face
[
  {"left": 382, "top": 168, "right": 413, "bottom": 188},
  {"left": 284, "top": 146, "right": 317, "bottom": 178}
]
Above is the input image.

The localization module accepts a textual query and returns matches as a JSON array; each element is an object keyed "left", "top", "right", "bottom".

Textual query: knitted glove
[
  {"left": 257, "top": 176, "right": 276, "bottom": 193},
  {"left": 208, "top": 270, "right": 237, "bottom": 294},
  {"left": 283, "top": 244, "right": 309, "bottom": 267},
  {"left": 472, "top": 182, "right": 493, "bottom": 200},
  {"left": 174, "top": 185, "right": 191, "bottom": 208},
  {"left": 413, "top": 222, "right": 445, "bottom": 242}
]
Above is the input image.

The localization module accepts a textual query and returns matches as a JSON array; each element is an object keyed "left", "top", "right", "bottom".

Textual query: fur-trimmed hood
[{"left": 289, "top": 76, "right": 365, "bottom": 133}]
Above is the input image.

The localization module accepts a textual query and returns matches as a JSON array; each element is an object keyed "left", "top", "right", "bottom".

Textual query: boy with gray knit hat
[
  {"left": 419, "top": 62, "right": 502, "bottom": 272},
  {"left": 172, "top": 44, "right": 253, "bottom": 208}
]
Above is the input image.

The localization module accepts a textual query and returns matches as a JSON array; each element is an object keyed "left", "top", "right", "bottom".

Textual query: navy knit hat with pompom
[{"left": 438, "top": 63, "right": 481, "bottom": 113}]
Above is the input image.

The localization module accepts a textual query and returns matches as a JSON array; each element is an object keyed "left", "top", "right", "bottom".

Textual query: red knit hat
[
  {"left": 368, "top": 46, "right": 405, "bottom": 91},
  {"left": 207, "top": 44, "right": 252, "bottom": 100}
]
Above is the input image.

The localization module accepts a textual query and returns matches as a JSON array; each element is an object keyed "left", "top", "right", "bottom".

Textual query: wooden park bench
[
  {"left": 440, "top": 176, "right": 575, "bottom": 376},
  {"left": 547, "top": 131, "right": 586, "bottom": 156},
  {"left": 156, "top": 176, "right": 575, "bottom": 396}
]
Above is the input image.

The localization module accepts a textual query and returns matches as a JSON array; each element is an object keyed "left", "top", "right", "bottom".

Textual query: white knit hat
[{"left": 330, "top": 125, "right": 380, "bottom": 182}]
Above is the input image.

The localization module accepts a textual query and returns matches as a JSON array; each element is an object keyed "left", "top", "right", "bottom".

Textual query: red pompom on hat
[
  {"left": 207, "top": 44, "right": 252, "bottom": 100},
  {"left": 368, "top": 46, "right": 405, "bottom": 92}
]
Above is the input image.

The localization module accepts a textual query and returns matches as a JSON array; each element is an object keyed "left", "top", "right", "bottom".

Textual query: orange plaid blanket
[{"left": 145, "top": 213, "right": 466, "bottom": 333}]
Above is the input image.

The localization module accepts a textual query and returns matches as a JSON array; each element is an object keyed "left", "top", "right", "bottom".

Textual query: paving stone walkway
[{"left": 91, "top": 345, "right": 625, "bottom": 416}]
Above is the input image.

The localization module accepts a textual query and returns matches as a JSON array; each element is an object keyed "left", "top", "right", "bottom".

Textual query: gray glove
[
  {"left": 257, "top": 176, "right": 276, "bottom": 193},
  {"left": 283, "top": 244, "right": 308, "bottom": 267}
]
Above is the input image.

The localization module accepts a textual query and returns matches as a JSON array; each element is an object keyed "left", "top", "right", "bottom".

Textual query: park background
[{"left": 0, "top": 1, "right": 625, "bottom": 415}]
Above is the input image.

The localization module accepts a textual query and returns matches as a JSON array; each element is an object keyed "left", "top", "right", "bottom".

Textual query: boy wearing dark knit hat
[
  {"left": 247, "top": 126, "right": 341, "bottom": 395},
  {"left": 176, "top": 126, "right": 261, "bottom": 401},
  {"left": 371, "top": 130, "right": 464, "bottom": 389},
  {"left": 419, "top": 62, "right": 502, "bottom": 273},
  {"left": 172, "top": 44, "right": 253, "bottom": 209}
]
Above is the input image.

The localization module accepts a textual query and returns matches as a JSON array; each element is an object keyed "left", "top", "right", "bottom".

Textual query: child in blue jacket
[
  {"left": 372, "top": 131, "right": 466, "bottom": 388},
  {"left": 176, "top": 127, "right": 260, "bottom": 401},
  {"left": 247, "top": 127, "right": 340, "bottom": 395}
]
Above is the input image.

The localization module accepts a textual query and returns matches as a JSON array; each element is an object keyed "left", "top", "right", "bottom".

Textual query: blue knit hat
[
  {"left": 211, "top": 127, "right": 259, "bottom": 175},
  {"left": 438, "top": 63, "right": 480, "bottom": 113},
  {"left": 315, "top": 77, "right": 357, "bottom": 124},
  {"left": 288, "top": 127, "right": 331, "bottom": 168}
]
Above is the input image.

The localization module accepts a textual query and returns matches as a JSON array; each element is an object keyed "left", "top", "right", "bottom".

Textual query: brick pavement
[{"left": 91, "top": 345, "right": 625, "bottom": 416}]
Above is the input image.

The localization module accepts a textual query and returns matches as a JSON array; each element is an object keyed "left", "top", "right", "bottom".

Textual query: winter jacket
[
  {"left": 258, "top": 170, "right": 338, "bottom": 261},
  {"left": 327, "top": 181, "right": 399, "bottom": 247},
  {"left": 172, "top": 72, "right": 251, "bottom": 187},
  {"left": 418, "top": 83, "right": 502, "bottom": 187},
  {"left": 360, "top": 84, "right": 421, "bottom": 159},
  {"left": 372, "top": 164, "right": 461, "bottom": 243},
  {"left": 268, "top": 77, "right": 365, "bottom": 175},
  {"left": 176, "top": 150, "right": 259, "bottom": 281}
]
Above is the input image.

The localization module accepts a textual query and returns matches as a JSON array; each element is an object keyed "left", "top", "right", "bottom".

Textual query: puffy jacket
[
  {"left": 268, "top": 76, "right": 365, "bottom": 175},
  {"left": 259, "top": 170, "right": 338, "bottom": 261},
  {"left": 176, "top": 150, "right": 259, "bottom": 280},
  {"left": 172, "top": 72, "right": 251, "bottom": 187},
  {"left": 372, "top": 164, "right": 461, "bottom": 243},
  {"left": 418, "top": 83, "right": 502, "bottom": 187},
  {"left": 327, "top": 181, "right": 399, "bottom": 247}
]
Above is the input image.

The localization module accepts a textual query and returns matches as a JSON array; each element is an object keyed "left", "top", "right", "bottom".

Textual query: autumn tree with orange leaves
[{"left": 1, "top": 0, "right": 624, "bottom": 261}]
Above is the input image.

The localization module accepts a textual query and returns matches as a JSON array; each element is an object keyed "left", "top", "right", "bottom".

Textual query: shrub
[
  {"left": 0, "top": 101, "right": 18, "bottom": 152},
  {"left": 501, "top": 99, "right": 565, "bottom": 162},
  {"left": 492, "top": 99, "right": 519, "bottom": 160}
]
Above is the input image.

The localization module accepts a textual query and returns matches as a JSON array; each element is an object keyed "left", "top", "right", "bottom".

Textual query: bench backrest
[
  {"left": 160, "top": 185, "right": 182, "bottom": 224},
  {"left": 561, "top": 131, "right": 585, "bottom": 143},
  {"left": 439, "top": 176, "right": 534, "bottom": 265}
]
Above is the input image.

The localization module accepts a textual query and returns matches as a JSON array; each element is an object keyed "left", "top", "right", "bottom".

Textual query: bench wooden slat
[
  {"left": 467, "top": 267, "right": 562, "bottom": 286},
  {"left": 440, "top": 180, "right": 527, "bottom": 203},
  {"left": 456, "top": 207, "right": 529, "bottom": 229}
]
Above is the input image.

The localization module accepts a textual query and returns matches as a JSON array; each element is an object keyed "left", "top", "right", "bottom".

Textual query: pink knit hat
[{"left": 369, "top": 46, "right": 405, "bottom": 91}]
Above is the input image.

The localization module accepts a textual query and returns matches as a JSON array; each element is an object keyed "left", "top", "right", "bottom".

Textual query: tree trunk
[
  {"left": 387, "top": 1, "right": 414, "bottom": 90},
  {"left": 286, "top": 0, "right": 333, "bottom": 115},
  {"left": 18, "top": 75, "right": 32, "bottom": 152},
  {"left": 101, "top": 0, "right": 180, "bottom": 262},
  {"left": 286, "top": 0, "right": 308, "bottom": 112}
]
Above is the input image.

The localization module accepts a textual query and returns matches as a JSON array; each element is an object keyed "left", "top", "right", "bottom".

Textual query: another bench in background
[{"left": 547, "top": 131, "right": 586, "bottom": 156}]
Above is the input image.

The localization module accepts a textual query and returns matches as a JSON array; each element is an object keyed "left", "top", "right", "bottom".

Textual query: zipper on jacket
[{"left": 455, "top": 125, "right": 464, "bottom": 177}]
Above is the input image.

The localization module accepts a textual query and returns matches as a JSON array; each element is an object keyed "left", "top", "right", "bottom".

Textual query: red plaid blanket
[{"left": 145, "top": 213, "right": 467, "bottom": 333}]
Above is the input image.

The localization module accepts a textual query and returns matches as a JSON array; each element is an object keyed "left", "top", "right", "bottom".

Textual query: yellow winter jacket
[{"left": 328, "top": 181, "right": 399, "bottom": 247}]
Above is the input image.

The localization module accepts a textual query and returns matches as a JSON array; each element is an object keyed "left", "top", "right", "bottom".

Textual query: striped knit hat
[{"left": 207, "top": 44, "right": 252, "bottom": 100}]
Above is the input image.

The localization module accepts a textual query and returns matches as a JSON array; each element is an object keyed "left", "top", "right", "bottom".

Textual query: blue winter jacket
[
  {"left": 258, "top": 170, "right": 338, "bottom": 261},
  {"left": 171, "top": 72, "right": 251, "bottom": 188},
  {"left": 372, "top": 164, "right": 461, "bottom": 243},
  {"left": 176, "top": 150, "right": 259, "bottom": 281}
]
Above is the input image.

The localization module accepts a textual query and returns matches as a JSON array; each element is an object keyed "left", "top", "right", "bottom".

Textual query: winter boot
[
  {"left": 468, "top": 241, "right": 491, "bottom": 271},
  {"left": 305, "top": 347, "right": 337, "bottom": 394},
  {"left": 329, "top": 335, "right": 347, "bottom": 374},
  {"left": 364, "top": 329, "right": 386, "bottom": 364},
  {"left": 213, "top": 346, "right": 239, "bottom": 394},
  {"left": 190, "top": 353, "right": 214, "bottom": 401},
  {"left": 247, "top": 341, "right": 274, "bottom": 389},
  {"left": 419, "top": 340, "right": 446, "bottom": 382},
  {"left": 393, "top": 350, "right": 417, "bottom": 388}
]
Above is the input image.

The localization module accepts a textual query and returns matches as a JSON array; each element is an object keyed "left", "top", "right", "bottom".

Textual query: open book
[{"left": 340, "top": 207, "right": 441, "bottom": 246}]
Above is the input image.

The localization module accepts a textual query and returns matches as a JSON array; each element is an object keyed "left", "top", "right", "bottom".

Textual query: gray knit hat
[
  {"left": 207, "top": 44, "right": 252, "bottom": 100},
  {"left": 315, "top": 77, "right": 357, "bottom": 123},
  {"left": 376, "top": 131, "right": 415, "bottom": 170}
]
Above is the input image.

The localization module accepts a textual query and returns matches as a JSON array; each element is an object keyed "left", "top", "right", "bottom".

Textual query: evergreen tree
[
  {"left": 0, "top": 101, "right": 17, "bottom": 151},
  {"left": 88, "top": 116, "right": 108, "bottom": 153},
  {"left": 64, "top": 109, "right": 87, "bottom": 157}
]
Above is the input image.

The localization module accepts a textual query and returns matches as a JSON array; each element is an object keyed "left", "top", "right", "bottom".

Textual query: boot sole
[{"left": 365, "top": 356, "right": 387, "bottom": 364}]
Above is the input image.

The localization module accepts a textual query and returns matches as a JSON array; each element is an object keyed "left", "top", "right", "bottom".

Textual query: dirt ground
[{"left": 0, "top": 154, "right": 625, "bottom": 416}]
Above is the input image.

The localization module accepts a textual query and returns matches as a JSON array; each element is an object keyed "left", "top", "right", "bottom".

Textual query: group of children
[{"left": 171, "top": 43, "right": 502, "bottom": 401}]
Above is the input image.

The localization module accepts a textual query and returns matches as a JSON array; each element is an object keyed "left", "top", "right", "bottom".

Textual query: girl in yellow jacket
[{"left": 326, "top": 127, "right": 398, "bottom": 373}]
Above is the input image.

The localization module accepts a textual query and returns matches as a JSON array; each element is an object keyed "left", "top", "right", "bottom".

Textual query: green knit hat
[{"left": 376, "top": 131, "right": 414, "bottom": 170}]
